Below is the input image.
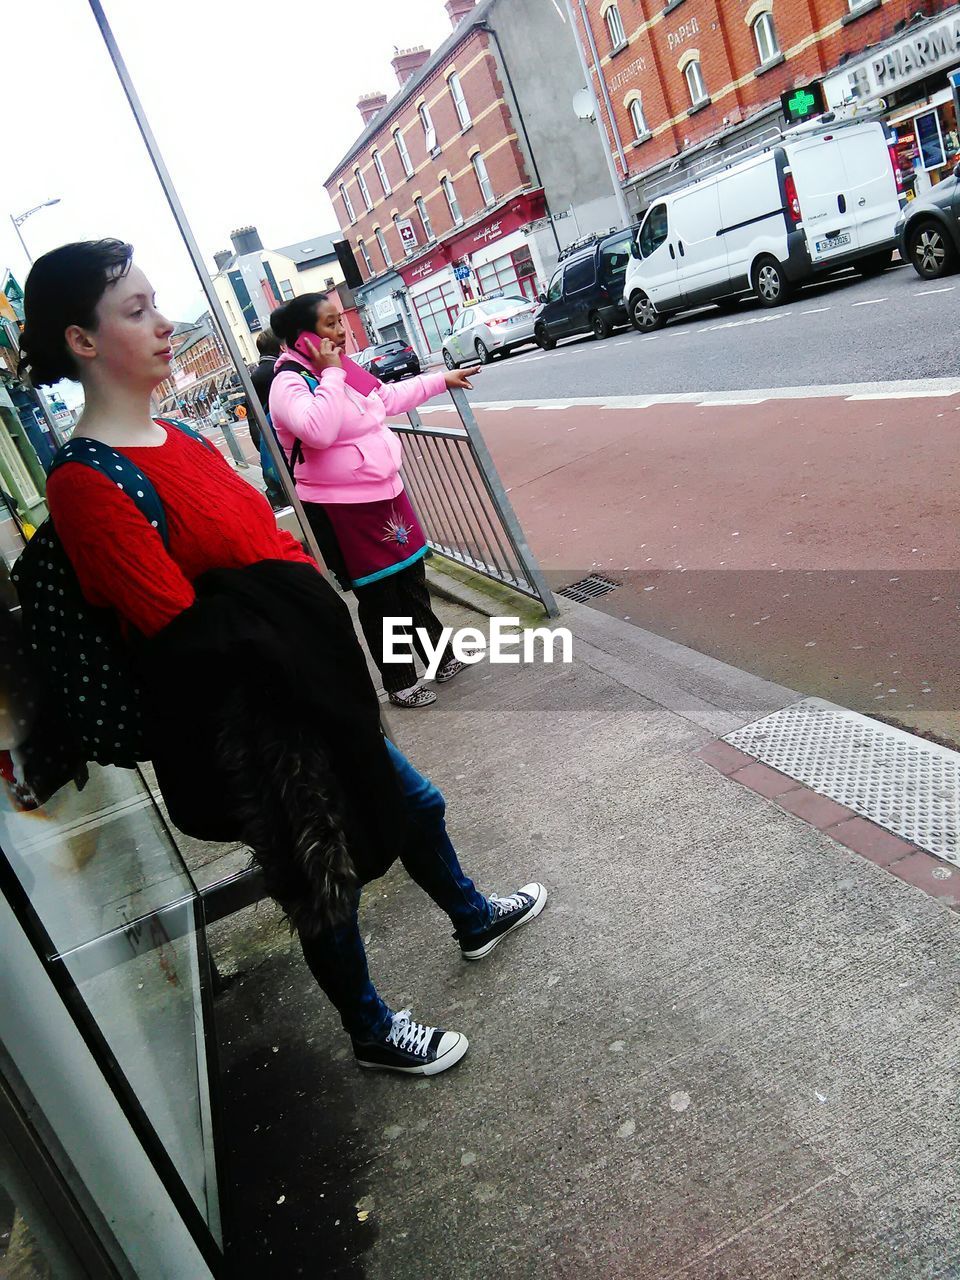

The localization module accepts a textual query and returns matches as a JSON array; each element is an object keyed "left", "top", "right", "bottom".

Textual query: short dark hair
[
  {"left": 255, "top": 328, "right": 282, "bottom": 357},
  {"left": 269, "top": 292, "right": 328, "bottom": 348},
  {"left": 19, "top": 239, "right": 134, "bottom": 387}
]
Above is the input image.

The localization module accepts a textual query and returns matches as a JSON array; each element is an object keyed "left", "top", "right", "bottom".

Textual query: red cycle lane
[{"left": 472, "top": 395, "right": 960, "bottom": 745}]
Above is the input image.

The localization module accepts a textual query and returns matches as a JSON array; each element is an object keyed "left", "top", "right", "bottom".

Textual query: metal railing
[{"left": 394, "top": 386, "right": 558, "bottom": 617}]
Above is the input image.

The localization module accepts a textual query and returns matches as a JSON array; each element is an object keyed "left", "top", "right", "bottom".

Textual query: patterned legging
[{"left": 355, "top": 557, "right": 451, "bottom": 692}]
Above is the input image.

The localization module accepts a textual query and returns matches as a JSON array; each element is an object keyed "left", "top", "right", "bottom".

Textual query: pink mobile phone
[{"left": 293, "top": 333, "right": 318, "bottom": 360}]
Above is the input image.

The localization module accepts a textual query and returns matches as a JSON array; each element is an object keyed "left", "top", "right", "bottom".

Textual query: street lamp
[{"left": 10, "top": 198, "right": 61, "bottom": 266}]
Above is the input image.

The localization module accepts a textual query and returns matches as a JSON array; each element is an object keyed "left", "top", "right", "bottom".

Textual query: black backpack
[{"left": 10, "top": 419, "right": 216, "bottom": 801}]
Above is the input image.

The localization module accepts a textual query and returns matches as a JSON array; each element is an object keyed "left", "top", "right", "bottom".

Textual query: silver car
[{"left": 441, "top": 295, "right": 538, "bottom": 367}]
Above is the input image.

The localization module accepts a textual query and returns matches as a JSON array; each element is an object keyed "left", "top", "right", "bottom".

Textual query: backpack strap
[
  {"left": 49, "top": 439, "right": 171, "bottom": 548},
  {"left": 283, "top": 367, "right": 319, "bottom": 479}
]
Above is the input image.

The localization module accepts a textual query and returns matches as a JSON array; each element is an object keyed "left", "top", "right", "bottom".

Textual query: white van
[{"left": 624, "top": 114, "right": 904, "bottom": 331}]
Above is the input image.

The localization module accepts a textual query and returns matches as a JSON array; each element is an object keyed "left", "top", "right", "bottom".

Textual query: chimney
[
  {"left": 444, "top": 0, "right": 476, "bottom": 27},
  {"left": 391, "top": 46, "right": 431, "bottom": 88},
  {"left": 213, "top": 249, "right": 233, "bottom": 272},
  {"left": 230, "top": 226, "right": 263, "bottom": 257},
  {"left": 357, "top": 92, "right": 389, "bottom": 125}
]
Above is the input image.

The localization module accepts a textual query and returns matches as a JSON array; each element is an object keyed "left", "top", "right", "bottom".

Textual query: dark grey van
[{"left": 533, "top": 228, "right": 635, "bottom": 350}]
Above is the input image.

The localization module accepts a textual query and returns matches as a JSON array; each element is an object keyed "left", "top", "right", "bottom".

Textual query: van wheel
[
  {"left": 535, "top": 325, "right": 556, "bottom": 351},
  {"left": 442, "top": 349, "right": 457, "bottom": 370},
  {"left": 475, "top": 339, "right": 492, "bottom": 364},
  {"left": 630, "top": 291, "right": 665, "bottom": 332},
  {"left": 857, "top": 249, "right": 892, "bottom": 278},
  {"left": 752, "top": 257, "right": 791, "bottom": 307},
  {"left": 591, "top": 312, "right": 612, "bottom": 340},
  {"left": 907, "top": 220, "right": 957, "bottom": 279}
]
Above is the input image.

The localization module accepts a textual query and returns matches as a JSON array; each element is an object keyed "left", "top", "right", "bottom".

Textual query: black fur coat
[{"left": 139, "top": 560, "right": 406, "bottom": 936}]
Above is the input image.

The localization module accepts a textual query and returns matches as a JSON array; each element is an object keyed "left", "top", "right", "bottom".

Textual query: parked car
[
  {"left": 357, "top": 340, "right": 421, "bottom": 381},
  {"left": 895, "top": 163, "right": 960, "bottom": 279},
  {"left": 623, "top": 113, "right": 905, "bottom": 331},
  {"left": 533, "top": 229, "right": 633, "bottom": 350},
  {"left": 441, "top": 295, "right": 538, "bottom": 366}
]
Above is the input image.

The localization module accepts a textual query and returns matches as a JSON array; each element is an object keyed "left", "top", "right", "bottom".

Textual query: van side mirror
[
  {"left": 630, "top": 238, "right": 641, "bottom": 259},
  {"left": 537, "top": 292, "right": 546, "bottom": 303}
]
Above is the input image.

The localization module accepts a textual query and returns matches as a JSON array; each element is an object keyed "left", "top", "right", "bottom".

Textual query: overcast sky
[{"left": 4, "top": 0, "right": 456, "bottom": 322}]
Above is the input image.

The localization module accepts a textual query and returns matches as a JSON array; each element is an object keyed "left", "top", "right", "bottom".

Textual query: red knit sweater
[{"left": 46, "top": 426, "right": 313, "bottom": 637}]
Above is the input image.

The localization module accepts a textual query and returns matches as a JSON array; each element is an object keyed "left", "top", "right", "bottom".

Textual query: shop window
[
  {"left": 339, "top": 182, "right": 356, "bottom": 223},
  {"left": 355, "top": 166, "right": 373, "bottom": 212},
  {"left": 374, "top": 226, "right": 392, "bottom": 268},
  {"left": 395, "top": 128, "right": 414, "bottom": 178},
  {"left": 419, "top": 104, "right": 437, "bottom": 154},
  {"left": 685, "top": 60, "right": 708, "bottom": 107},
  {"left": 472, "top": 153, "right": 495, "bottom": 207},
  {"left": 605, "top": 4, "right": 626, "bottom": 52},
  {"left": 413, "top": 279, "right": 461, "bottom": 349},
  {"left": 442, "top": 177, "right": 464, "bottom": 226},
  {"left": 449, "top": 73, "right": 472, "bottom": 129},
  {"left": 629, "top": 96, "right": 648, "bottom": 139},
  {"left": 373, "top": 149, "right": 391, "bottom": 197},
  {"left": 476, "top": 247, "right": 537, "bottom": 301},
  {"left": 753, "top": 12, "right": 780, "bottom": 65},
  {"left": 415, "top": 196, "right": 435, "bottom": 241}
]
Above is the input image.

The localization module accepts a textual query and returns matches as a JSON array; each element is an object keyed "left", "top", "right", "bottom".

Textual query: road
[{"left": 456, "top": 263, "right": 959, "bottom": 401}]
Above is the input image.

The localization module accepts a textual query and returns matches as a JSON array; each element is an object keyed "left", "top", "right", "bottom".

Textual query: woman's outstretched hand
[
  {"left": 301, "top": 336, "right": 342, "bottom": 371},
  {"left": 443, "top": 365, "right": 481, "bottom": 391}
]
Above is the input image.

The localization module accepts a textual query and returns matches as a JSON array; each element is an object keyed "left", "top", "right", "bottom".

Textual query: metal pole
[
  {"left": 84, "top": 0, "right": 325, "bottom": 569},
  {"left": 448, "top": 388, "right": 559, "bottom": 617},
  {"left": 9, "top": 215, "right": 32, "bottom": 268},
  {"left": 563, "top": 0, "right": 632, "bottom": 228}
]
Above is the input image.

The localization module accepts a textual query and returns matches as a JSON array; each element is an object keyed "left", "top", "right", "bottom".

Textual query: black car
[
  {"left": 533, "top": 228, "right": 635, "bottom": 350},
  {"left": 357, "top": 340, "right": 421, "bottom": 381},
  {"left": 895, "top": 162, "right": 960, "bottom": 280}
]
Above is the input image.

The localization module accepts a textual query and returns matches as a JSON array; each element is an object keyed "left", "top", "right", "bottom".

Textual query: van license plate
[{"left": 816, "top": 233, "right": 851, "bottom": 252}]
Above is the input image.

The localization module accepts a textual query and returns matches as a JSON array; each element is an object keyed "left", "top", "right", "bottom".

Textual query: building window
[
  {"left": 395, "top": 128, "right": 414, "bottom": 178},
  {"left": 685, "top": 60, "right": 708, "bottom": 106},
  {"left": 373, "top": 149, "right": 391, "bottom": 197},
  {"left": 449, "top": 72, "right": 472, "bottom": 128},
  {"left": 471, "top": 153, "right": 496, "bottom": 206},
  {"left": 413, "top": 279, "right": 461, "bottom": 350},
  {"left": 753, "top": 12, "right": 780, "bottom": 64},
  {"left": 339, "top": 182, "right": 356, "bottom": 223},
  {"left": 374, "top": 226, "right": 392, "bottom": 268},
  {"left": 358, "top": 240, "right": 374, "bottom": 275},
  {"left": 279, "top": 278, "right": 295, "bottom": 300},
  {"left": 475, "top": 247, "right": 537, "bottom": 301},
  {"left": 419, "top": 103, "right": 437, "bottom": 154},
  {"left": 355, "top": 166, "right": 373, "bottom": 212},
  {"left": 605, "top": 4, "right": 626, "bottom": 52},
  {"left": 415, "top": 196, "right": 435, "bottom": 241},
  {"left": 442, "top": 176, "right": 463, "bottom": 226},
  {"left": 628, "top": 96, "right": 648, "bottom": 139}
]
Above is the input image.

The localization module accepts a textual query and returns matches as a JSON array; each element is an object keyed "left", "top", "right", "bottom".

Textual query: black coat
[
  {"left": 139, "top": 559, "right": 405, "bottom": 935},
  {"left": 246, "top": 356, "right": 278, "bottom": 450}
]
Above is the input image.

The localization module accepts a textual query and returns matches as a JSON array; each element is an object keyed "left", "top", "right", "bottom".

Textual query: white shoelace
[
  {"left": 489, "top": 891, "right": 527, "bottom": 918},
  {"left": 386, "top": 1009, "right": 435, "bottom": 1057}
]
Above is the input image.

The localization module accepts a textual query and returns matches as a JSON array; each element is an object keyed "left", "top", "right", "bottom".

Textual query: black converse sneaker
[
  {"left": 459, "top": 883, "right": 548, "bottom": 961},
  {"left": 352, "top": 1009, "right": 469, "bottom": 1076}
]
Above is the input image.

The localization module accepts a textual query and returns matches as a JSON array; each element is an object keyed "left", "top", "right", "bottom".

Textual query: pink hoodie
[{"left": 268, "top": 351, "right": 448, "bottom": 505}]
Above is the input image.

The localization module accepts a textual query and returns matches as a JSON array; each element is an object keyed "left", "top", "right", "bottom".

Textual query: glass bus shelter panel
[{"left": 0, "top": 761, "right": 221, "bottom": 1243}]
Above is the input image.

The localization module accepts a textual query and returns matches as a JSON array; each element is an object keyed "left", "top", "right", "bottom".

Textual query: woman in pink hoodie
[{"left": 269, "top": 293, "right": 478, "bottom": 708}]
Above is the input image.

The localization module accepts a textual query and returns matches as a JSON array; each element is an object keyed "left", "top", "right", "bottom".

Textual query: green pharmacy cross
[{"left": 789, "top": 89, "right": 816, "bottom": 119}]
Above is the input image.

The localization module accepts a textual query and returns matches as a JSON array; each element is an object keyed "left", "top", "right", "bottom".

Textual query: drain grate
[
  {"left": 724, "top": 698, "right": 960, "bottom": 868},
  {"left": 558, "top": 573, "right": 620, "bottom": 603}
]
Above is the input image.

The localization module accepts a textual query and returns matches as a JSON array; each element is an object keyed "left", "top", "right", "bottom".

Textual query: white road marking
[
  {"left": 851, "top": 298, "right": 886, "bottom": 307},
  {"left": 697, "top": 398, "right": 768, "bottom": 407},
  {"left": 612, "top": 340, "right": 631, "bottom": 346},
  {"left": 915, "top": 285, "right": 955, "bottom": 296},
  {"left": 801, "top": 307, "right": 831, "bottom": 314},
  {"left": 534, "top": 404, "right": 574, "bottom": 410},
  {"left": 846, "top": 390, "right": 954, "bottom": 400}
]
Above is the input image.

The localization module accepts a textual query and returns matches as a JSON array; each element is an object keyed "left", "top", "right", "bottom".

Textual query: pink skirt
[{"left": 321, "top": 489, "right": 428, "bottom": 588}]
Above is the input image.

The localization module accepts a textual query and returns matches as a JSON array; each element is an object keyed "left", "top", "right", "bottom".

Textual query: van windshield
[{"left": 639, "top": 204, "right": 669, "bottom": 257}]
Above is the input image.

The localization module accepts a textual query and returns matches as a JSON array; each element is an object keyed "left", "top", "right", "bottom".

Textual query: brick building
[
  {"left": 569, "top": 0, "right": 960, "bottom": 210},
  {"left": 325, "top": 0, "right": 622, "bottom": 355}
]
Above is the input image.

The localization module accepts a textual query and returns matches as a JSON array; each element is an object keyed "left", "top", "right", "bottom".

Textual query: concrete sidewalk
[{"left": 210, "top": 577, "right": 960, "bottom": 1280}]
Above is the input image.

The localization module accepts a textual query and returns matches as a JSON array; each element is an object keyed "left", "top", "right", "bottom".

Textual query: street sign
[
  {"left": 781, "top": 82, "right": 825, "bottom": 125},
  {"left": 397, "top": 219, "right": 418, "bottom": 252},
  {"left": 454, "top": 264, "right": 471, "bottom": 281}
]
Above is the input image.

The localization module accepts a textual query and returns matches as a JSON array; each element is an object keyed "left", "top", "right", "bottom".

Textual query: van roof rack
[{"left": 556, "top": 226, "right": 626, "bottom": 263}]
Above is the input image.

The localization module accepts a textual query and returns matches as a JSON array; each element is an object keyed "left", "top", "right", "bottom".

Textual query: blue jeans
[{"left": 298, "top": 740, "right": 494, "bottom": 1042}]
